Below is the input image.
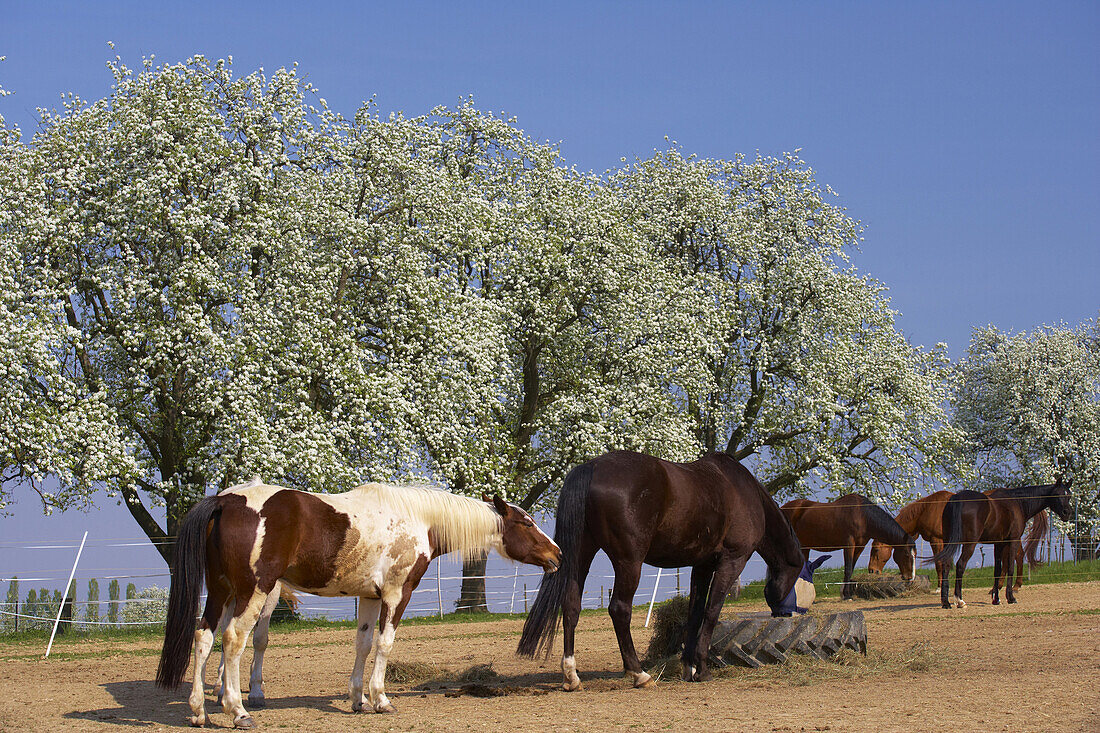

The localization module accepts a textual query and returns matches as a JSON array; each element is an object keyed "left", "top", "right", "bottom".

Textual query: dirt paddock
[{"left": 2, "top": 582, "right": 1098, "bottom": 732}]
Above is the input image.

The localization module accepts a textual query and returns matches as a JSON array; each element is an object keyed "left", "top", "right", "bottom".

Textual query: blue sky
[{"left": 1, "top": 2, "right": 1097, "bottom": 600}]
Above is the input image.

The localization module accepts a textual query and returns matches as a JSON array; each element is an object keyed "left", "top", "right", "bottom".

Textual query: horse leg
[
  {"left": 349, "top": 598, "right": 382, "bottom": 712},
  {"left": 1012, "top": 541, "right": 1025, "bottom": 592},
  {"left": 191, "top": 586, "right": 232, "bottom": 727},
  {"left": 246, "top": 582, "right": 282, "bottom": 709},
  {"left": 1005, "top": 541, "right": 1018, "bottom": 604},
  {"left": 366, "top": 555, "right": 432, "bottom": 713},
  {"left": 213, "top": 604, "right": 234, "bottom": 706},
  {"left": 931, "top": 538, "right": 946, "bottom": 591},
  {"left": 686, "top": 554, "right": 748, "bottom": 682},
  {"left": 952, "top": 543, "right": 977, "bottom": 609},
  {"left": 561, "top": 542, "right": 597, "bottom": 692},
  {"left": 681, "top": 562, "right": 716, "bottom": 682},
  {"left": 219, "top": 589, "right": 270, "bottom": 728},
  {"left": 990, "top": 542, "right": 1004, "bottom": 605},
  {"left": 842, "top": 546, "right": 856, "bottom": 600},
  {"left": 608, "top": 559, "right": 651, "bottom": 688}
]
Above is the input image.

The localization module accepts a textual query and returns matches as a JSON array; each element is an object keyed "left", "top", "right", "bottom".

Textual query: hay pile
[{"left": 850, "top": 573, "right": 931, "bottom": 599}]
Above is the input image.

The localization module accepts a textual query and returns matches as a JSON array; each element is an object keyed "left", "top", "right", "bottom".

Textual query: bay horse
[
  {"left": 931, "top": 481, "right": 1072, "bottom": 609},
  {"left": 156, "top": 480, "right": 561, "bottom": 728},
  {"left": 782, "top": 493, "right": 916, "bottom": 600},
  {"left": 867, "top": 490, "right": 1041, "bottom": 592},
  {"left": 517, "top": 451, "right": 816, "bottom": 689}
]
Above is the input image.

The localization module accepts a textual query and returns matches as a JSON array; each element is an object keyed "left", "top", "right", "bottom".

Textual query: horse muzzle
[{"left": 543, "top": 553, "right": 562, "bottom": 573}]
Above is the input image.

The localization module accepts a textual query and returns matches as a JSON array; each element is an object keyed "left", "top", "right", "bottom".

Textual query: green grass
[{"left": 3, "top": 559, "right": 1097, "bottom": 649}]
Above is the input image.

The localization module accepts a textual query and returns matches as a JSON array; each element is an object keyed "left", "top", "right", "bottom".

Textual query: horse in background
[
  {"left": 156, "top": 481, "right": 560, "bottom": 728},
  {"left": 517, "top": 451, "right": 814, "bottom": 689},
  {"left": 782, "top": 493, "right": 917, "bottom": 600},
  {"left": 867, "top": 489, "right": 1044, "bottom": 592},
  {"left": 932, "top": 481, "right": 1072, "bottom": 609}
]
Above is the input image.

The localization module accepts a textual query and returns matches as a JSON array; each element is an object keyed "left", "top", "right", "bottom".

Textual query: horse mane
[
  {"left": 359, "top": 483, "right": 502, "bottom": 562},
  {"left": 857, "top": 496, "right": 913, "bottom": 547},
  {"left": 893, "top": 498, "right": 924, "bottom": 533},
  {"left": 1023, "top": 510, "right": 1048, "bottom": 568}
]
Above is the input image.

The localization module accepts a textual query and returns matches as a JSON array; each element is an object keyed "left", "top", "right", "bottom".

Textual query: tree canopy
[{"left": 1, "top": 54, "right": 1050, "bottom": 568}]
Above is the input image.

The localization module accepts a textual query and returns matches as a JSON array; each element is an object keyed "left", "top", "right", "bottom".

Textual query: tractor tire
[{"left": 645, "top": 603, "right": 866, "bottom": 669}]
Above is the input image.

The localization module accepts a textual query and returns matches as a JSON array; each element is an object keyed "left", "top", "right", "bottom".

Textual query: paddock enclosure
[{"left": 1, "top": 581, "right": 1097, "bottom": 732}]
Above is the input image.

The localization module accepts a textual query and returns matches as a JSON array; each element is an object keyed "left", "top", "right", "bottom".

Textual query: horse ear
[
  {"left": 492, "top": 494, "right": 510, "bottom": 516},
  {"left": 809, "top": 555, "right": 830, "bottom": 572},
  {"left": 480, "top": 493, "right": 492, "bottom": 503}
]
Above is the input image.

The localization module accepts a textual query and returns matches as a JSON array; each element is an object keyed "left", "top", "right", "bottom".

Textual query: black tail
[
  {"left": 930, "top": 494, "right": 964, "bottom": 567},
  {"left": 1023, "top": 510, "right": 1048, "bottom": 568},
  {"left": 156, "top": 496, "right": 221, "bottom": 689},
  {"left": 517, "top": 462, "right": 591, "bottom": 658}
]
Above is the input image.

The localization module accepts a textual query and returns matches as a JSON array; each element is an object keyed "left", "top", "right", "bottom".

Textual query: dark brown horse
[
  {"left": 156, "top": 480, "right": 560, "bottom": 728},
  {"left": 516, "top": 451, "right": 813, "bottom": 689},
  {"left": 931, "top": 482, "right": 1072, "bottom": 608},
  {"left": 782, "top": 493, "right": 916, "bottom": 600},
  {"left": 867, "top": 490, "right": 1041, "bottom": 592}
]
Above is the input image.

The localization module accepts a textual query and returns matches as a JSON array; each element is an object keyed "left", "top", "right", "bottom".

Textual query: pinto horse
[
  {"left": 931, "top": 482, "right": 1071, "bottom": 609},
  {"left": 867, "top": 490, "right": 1041, "bottom": 592},
  {"left": 517, "top": 451, "right": 813, "bottom": 689},
  {"left": 156, "top": 480, "right": 561, "bottom": 728},
  {"left": 782, "top": 493, "right": 917, "bottom": 600}
]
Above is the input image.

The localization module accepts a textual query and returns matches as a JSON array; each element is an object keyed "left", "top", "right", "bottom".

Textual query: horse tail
[
  {"left": 517, "top": 462, "right": 591, "bottom": 658},
  {"left": 1024, "top": 510, "right": 1048, "bottom": 568},
  {"left": 930, "top": 494, "right": 964, "bottom": 566},
  {"left": 156, "top": 495, "right": 221, "bottom": 689}
]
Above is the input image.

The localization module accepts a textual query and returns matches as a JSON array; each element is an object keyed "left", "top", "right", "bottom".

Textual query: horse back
[
  {"left": 900, "top": 490, "right": 953, "bottom": 540},
  {"left": 587, "top": 451, "right": 767, "bottom": 565},
  {"left": 215, "top": 485, "right": 407, "bottom": 598}
]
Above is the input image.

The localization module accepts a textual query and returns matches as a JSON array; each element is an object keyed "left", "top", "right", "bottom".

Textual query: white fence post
[
  {"left": 644, "top": 568, "right": 663, "bottom": 628},
  {"left": 436, "top": 562, "right": 443, "bottom": 619},
  {"left": 509, "top": 566, "right": 519, "bottom": 614},
  {"left": 45, "top": 531, "right": 88, "bottom": 658}
]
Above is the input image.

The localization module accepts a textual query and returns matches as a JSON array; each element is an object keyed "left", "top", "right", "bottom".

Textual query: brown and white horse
[{"left": 156, "top": 480, "right": 560, "bottom": 728}]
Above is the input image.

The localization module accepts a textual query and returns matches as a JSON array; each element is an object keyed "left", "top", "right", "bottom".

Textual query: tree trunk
[{"left": 456, "top": 555, "right": 489, "bottom": 614}]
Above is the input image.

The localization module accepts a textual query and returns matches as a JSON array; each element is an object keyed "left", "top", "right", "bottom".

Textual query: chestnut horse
[
  {"left": 782, "top": 493, "right": 916, "bottom": 600},
  {"left": 931, "top": 482, "right": 1071, "bottom": 609},
  {"left": 517, "top": 451, "right": 814, "bottom": 689},
  {"left": 867, "top": 490, "right": 1042, "bottom": 592},
  {"left": 156, "top": 480, "right": 560, "bottom": 728}
]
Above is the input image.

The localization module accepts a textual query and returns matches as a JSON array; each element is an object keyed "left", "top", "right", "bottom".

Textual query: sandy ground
[{"left": 1, "top": 582, "right": 1098, "bottom": 733}]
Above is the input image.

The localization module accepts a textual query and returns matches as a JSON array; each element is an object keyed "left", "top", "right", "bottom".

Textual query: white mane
[{"left": 358, "top": 482, "right": 503, "bottom": 561}]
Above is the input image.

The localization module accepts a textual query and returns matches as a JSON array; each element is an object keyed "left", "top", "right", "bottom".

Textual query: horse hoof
[
  {"left": 633, "top": 672, "right": 655, "bottom": 688},
  {"left": 234, "top": 716, "right": 255, "bottom": 729},
  {"left": 247, "top": 697, "right": 265, "bottom": 709},
  {"left": 562, "top": 679, "right": 582, "bottom": 692},
  {"left": 991, "top": 598, "right": 1000, "bottom": 605},
  {"left": 1007, "top": 597, "right": 1017, "bottom": 604},
  {"left": 375, "top": 703, "right": 397, "bottom": 714},
  {"left": 190, "top": 715, "right": 210, "bottom": 728}
]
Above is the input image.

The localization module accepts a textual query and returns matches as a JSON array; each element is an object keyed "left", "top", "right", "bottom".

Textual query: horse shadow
[{"left": 63, "top": 680, "right": 346, "bottom": 728}]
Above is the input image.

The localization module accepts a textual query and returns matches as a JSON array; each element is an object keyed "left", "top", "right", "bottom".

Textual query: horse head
[
  {"left": 1047, "top": 482, "right": 1073, "bottom": 522},
  {"left": 892, "top": 536, "right": 918, "bottom": 581},
  {"left": 484, "top": 494, "right": 562, "bottom": 573},
  {"left": 867, "top": 540, "right": 891, "bottom": 573}
]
